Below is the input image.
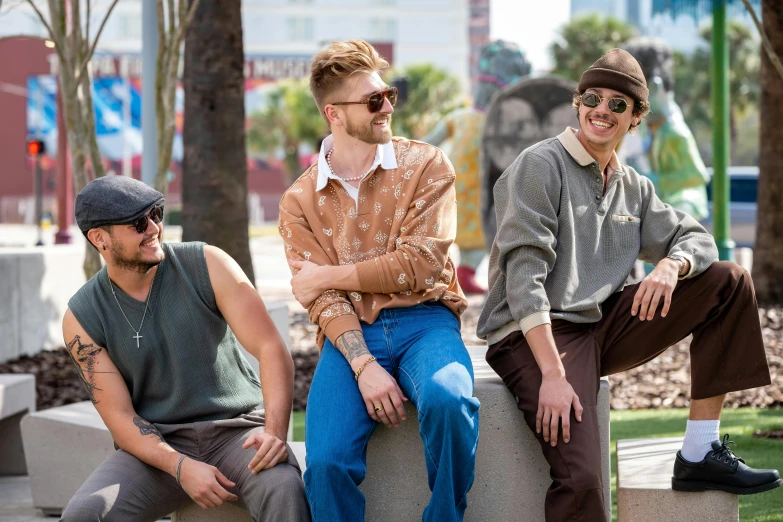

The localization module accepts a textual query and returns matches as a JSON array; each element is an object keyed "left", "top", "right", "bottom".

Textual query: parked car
[{"left": 701, "top": 166, "right": 758, "bottom": 248}]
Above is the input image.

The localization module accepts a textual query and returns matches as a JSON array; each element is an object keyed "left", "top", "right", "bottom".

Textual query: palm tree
[
  {"left": 246, "top": 79, "right": 325, "bottom": 183},
  {"left": 181, "top": 0, "right": 254, "bottom": 284},
  {"left": 673, "top": 22, "right": 760, "bottom": 164},
  {"left": 753, "top": 0, "right": 783, "bottom": 303},
  {"left": 549, "top": 14, "right": 636, "bottom": 83}
]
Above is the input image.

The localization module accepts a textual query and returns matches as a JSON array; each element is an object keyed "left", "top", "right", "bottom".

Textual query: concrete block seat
[
  {"left": 21, "top": 345, "right": 612, "bottom": 521},
  {"left": 616, "top": 437, "right": 738, "bottom": 522},
  {"left": 0, "top": 374, "right": 36, "bottom": 475},
  {"left": 20, "top": 399, "right": 304, "bottom": 518},
  {"left": 20, "top": 401, "right": 116, "bottom": 516},
  {"left": 177, "top": 346, "right": 612, "bottom": 522},
  {"left": 359, "top": 345, "right": 611, "bottom": 522}
]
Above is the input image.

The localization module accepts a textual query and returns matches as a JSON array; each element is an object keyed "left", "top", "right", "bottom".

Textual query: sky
[{"left": 490, "top": 0, "right": 572, "bottom": 74}]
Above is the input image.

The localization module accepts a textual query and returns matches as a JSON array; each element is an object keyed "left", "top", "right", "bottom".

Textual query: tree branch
[
  {"left": 24, "top": 0, "right": 57, "bottom": 46},
  {"left": 173, "top": 0, "right": 200, "bottom": 46},
  {"left": 85, "top": 0, "right": 91, "bottom": 49},
  {"left": 157, "top": 0, "right": 166, "bottom": 57},
  {"left": 73, "top": 0, "right": 120, "bottom": 89},
  {"left": 167, "top": 0, "right": 174, "bottom": 36},
  {"left": 742, "top": 0, "right": 783, "bottom": 82}
]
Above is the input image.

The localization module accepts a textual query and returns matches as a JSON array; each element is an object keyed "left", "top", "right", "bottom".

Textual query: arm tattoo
[
  {"left": 66, "top": 335, "right": 112, "bottom": 404},
  {"left": 133, "top": 416, "right": 166, "bottom": 443},
  {"left": 335, "top": 330, "right": 371, "bottom": 363}
]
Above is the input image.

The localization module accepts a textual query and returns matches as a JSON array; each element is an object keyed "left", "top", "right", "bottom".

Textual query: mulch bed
[{"left": 3, "top": 306, "right": 781, "bottom": 413}]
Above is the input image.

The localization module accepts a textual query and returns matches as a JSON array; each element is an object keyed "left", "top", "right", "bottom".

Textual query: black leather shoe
[{"left": 672, "top": 434, "right": 782, "bottom": 495}]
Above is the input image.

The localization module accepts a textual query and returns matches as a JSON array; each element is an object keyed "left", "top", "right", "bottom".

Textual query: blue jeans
[{"left": 304, "top": 302, "right": 480, "bottom": 522}]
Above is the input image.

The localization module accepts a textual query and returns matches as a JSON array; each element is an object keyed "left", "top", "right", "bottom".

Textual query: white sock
[{"left": 680, "top": 420, "right": 720, "bottom": 463}]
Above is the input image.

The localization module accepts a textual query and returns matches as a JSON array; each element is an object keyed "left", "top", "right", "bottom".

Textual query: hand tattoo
[
  {"left": 66, "top": 335, "right": 111, "bottom": 404},
  {"left": 133, "top": 416, "right": 166, "bottom": 443},
  {"left": 335, "top": 330, "right": 371, "bottom": 363}
]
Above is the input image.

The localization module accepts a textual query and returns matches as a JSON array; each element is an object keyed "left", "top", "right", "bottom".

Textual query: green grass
[
  {"left": 609, "top": 408, "right": 783, "bottom": 522},
  {"left": 293, "top": 408, "right": 783, "bottom": 521},
  {"left": 293, "top": 410, "right": 305, "bottom": 442}
]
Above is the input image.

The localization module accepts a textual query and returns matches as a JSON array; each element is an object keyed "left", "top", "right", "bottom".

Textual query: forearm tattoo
[
  {"left": 66, "top": 335, "right": 110, "bottom": 404},
  {"left": 335, "top": 330, "right": 371, "bottom": 363},
  {"left": 133, "top": 416, "right": 166, "bottom": 443}
]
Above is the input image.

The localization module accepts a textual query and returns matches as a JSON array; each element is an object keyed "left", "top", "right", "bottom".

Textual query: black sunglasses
[
  {"left": 581, "top": 92, "right": 628, "bottom": 114},
  {"left": 127, "top": 205, "right": 164, "bottom": 234},
  {"left": 331, "top": 87, "right": 398, "bottom": 113}
]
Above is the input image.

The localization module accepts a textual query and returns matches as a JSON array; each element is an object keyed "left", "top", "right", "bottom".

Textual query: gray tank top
[{"left": 68, "top": 242, "right": 262, "bottom": 424}]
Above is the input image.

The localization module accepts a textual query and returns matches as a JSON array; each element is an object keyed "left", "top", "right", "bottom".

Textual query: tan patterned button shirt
[{"left": 279, "top": 136, "right": 467, "bottom": 349}]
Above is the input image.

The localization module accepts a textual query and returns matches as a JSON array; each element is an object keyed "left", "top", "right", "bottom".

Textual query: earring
[{"left": 102, "top": 245, "right": 106, "bottom": 251}]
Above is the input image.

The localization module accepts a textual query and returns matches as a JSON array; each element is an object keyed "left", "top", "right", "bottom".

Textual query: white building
[{"left": 0, "top": 0, "right": 471, "bottom": 87}]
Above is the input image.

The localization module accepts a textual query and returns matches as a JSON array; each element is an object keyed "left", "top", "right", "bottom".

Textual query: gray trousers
[{"left": 60, "top": 410, "right": 310, "bottom": 522}]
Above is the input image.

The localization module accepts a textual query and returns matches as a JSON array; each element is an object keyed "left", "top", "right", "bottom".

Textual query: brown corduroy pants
[{"left": 486, "top": 261, "right": 772, "bottom": 522}]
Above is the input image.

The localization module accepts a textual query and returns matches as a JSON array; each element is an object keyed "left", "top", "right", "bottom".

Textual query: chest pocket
[{"left": 608, "top": 213, "right": 641, "bottom": 253}]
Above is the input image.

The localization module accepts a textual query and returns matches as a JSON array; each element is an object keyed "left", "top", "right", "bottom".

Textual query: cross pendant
[{"left": 133, "top": 333, "right": 142, "bottom": 348}]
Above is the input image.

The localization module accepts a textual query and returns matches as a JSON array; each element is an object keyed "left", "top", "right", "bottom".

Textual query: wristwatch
[{"left": 666, "top": 254, "right": 688, "bottom": 277}]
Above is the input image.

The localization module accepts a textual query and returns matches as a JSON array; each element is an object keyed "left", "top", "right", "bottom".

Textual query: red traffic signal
[{"left": 27, "top": 139, "right": 45, "bottom": 157}]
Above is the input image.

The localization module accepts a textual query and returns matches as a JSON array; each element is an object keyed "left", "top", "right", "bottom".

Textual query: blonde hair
[{"left": 310, "top": 40, "right": 389, "bottom": 125}]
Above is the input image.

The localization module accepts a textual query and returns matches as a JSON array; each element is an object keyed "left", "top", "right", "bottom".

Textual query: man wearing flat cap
[
  {"left": 60, "top": 176, "right": 310, "bottom": 521},
  {"left": 477, "top": 49, "right": 780, "bottom": 521}
]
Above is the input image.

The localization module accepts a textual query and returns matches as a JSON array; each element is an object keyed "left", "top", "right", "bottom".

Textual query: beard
[
  {"left": 110, "top": 235, "right": 165, "bottom": 274},
  {"left": 345, "top": 114, "right": 392, "bottom": 145}
]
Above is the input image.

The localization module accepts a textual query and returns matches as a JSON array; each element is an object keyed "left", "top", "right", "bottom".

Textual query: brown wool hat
[{"left": 578, "top": 48, "right": 648, "bottom": 103}]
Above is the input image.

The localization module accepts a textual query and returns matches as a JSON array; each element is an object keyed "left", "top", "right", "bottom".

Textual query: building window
[
  {"left": 287, "top": 17, "right": 314, "bottom": 41},
  {"left": 370, "top": 19, "right": 397, "bottom": 41}
]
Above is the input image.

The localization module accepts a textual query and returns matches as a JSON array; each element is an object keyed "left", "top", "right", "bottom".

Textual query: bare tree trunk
[
  {"left": 182, "top": 0, "right": 255, "bottom": 284},
  {"left": 153, "top": 0, "right": 200, "bottom": 195},
  {"left": 753, "top": 0, "right": 783, "bottom": 304},
  {"left": 26, "top": 0, "right": 119, "bottom": 279}
]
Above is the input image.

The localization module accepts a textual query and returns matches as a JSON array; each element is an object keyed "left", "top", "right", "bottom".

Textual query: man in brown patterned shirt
[{"left": 278, "top": 40, "right": 480, "bottom": 522}]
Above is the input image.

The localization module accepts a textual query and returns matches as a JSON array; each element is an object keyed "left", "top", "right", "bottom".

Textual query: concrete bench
[
  {"left": 20, "top": 401, "right": 116, "bottom": 515},
  {"left": 0, "top": 246, "right": 85, "bottom": 363},
  {"left": 20, "top": 399, "right": 304, "bottom": 518},
  {"left": 616, "top": 437, "right": 738, "bottom": 522},
  {"left": 360, "top": 346, "right": 611, "bottom": 522},
  {"left": 174, "top": 346, "right": 612, "bottom": 522},
  {"left": 0, "top": 374, "right": 36, "bottom": 475}
]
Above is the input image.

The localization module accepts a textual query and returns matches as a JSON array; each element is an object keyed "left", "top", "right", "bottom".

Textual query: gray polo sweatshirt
[{"left": 476, "top": 128, "right": 718, "bottom": 344}]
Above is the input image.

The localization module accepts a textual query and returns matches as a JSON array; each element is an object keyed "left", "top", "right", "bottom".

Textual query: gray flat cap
[{"left": 75, "top": 176, "right": 164, "bottom": 234}]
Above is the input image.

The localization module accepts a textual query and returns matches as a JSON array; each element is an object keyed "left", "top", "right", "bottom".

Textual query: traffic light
[{"left": 27, "top": 139, "right": 45, "bottom": 157}]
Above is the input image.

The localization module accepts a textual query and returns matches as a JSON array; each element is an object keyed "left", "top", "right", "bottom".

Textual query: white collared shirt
[{"left": 316, "top": 134, "right": 398, "bottom": 205}]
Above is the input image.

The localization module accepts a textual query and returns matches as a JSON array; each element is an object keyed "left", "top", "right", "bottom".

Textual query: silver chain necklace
[
  {"left": 108, "top": 276, "right": 154, "bottom": 349},
  {"left": 326, "top": 149, "right": 374, "bottom": 182}
]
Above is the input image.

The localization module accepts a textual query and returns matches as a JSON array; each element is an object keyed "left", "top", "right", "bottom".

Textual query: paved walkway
[{"left": 0, "top": 476, "right": 173, "bottom": 521}]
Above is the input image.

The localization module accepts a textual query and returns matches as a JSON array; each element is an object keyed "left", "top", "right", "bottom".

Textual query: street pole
[
  {"left": 54, "top": 85, "right": 74, "bottom": 244},
  {"left": 35, "top": 155, "right": 44, "bottom": 246},
  {"left": 711, "top": 0, "right": 735, "bottom": 261},
  {"left": 141, "top": 0, "right": 158, "bottom": 186}
]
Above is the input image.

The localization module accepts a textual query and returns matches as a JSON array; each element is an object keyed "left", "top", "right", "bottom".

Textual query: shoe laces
[{"left": 713, "top": 434, "right": 745, "bottom": 466}]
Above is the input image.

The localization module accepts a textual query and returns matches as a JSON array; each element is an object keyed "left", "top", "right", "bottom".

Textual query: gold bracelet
[{"left": 354, "top": 356, "right": 377, "bottom": 381}]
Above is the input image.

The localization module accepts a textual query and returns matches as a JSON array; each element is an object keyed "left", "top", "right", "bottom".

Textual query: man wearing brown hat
[
  {"left": 477, "top": 49, "right": 780, "bottom": 521},
  {"left": 60, "top": 175, "right": 310, "bottom": 521}
]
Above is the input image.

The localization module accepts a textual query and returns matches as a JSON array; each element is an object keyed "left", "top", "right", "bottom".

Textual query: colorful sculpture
[
  {"left": 621, "top": 37, "right": 710, "bottom": 222},
  {"left": 481, "top": 76, "right": 578, "bottom": 248},
  {"left": 424, "top": 40, "right": 531, "bottom": 293}
]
